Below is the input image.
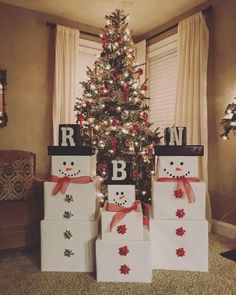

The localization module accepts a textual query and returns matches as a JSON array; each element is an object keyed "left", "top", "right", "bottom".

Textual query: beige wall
[
  {"left": 208, "top": 0, "right": 236, "bottom": 225},
  {"left": 0, "top": 1, "right": 235, "bottom": 224},
  {"left": 0, "top": 2, "right": 99, "bottom": 178}
]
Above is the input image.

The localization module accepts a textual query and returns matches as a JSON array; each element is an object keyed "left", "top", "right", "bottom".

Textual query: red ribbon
[
  {"left": 107, "top": 200, "right": 141, "bottom": 232},
  {"left": 157, "top": 177, "right": 201, "bottom": 203},
  {"left": 50, "top": 175, "right": 93, "bottom": 195}
]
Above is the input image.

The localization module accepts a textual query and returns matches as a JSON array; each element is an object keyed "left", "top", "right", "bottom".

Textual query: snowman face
[
  {"left": 158, "top": 156, "right": 198, "bottom": 178},
  {"left": 108, "top": 184, "right": 135, "bottom": 207},
  {"left": 51, "top": 156, "right": 91, "bottom": 178}
]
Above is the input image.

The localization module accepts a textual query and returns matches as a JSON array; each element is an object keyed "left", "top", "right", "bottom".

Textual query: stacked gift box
[
  {"left": 96, "top": 160, "right": 152, "bottom": 282},
  {"left": 41, "top": 125, "right": 99, "bottom": 272},
  {"left": 150, "top": 127, "right": 208, "bottom": 271}
]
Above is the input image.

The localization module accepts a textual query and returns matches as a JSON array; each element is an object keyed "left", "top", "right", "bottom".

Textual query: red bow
[
  {"left": 157, "top": 177, "right": 201, "bottom": 203},
  {"left": 106, "top": 201, "right": 141, "bottom": 232},
  {"left": 50, "top": 175, "right": 93, "bottom": 195}
]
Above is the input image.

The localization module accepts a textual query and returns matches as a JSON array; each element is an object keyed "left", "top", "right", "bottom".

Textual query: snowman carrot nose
[
  {"left": 119, "top": 195, "right": 125, "bottom": 199},
  {"left": 65, "top": 168, "right": 72, "bottom": 171},
  {"left": 176, "top": 167, "right": 182, "bottom": 171}
]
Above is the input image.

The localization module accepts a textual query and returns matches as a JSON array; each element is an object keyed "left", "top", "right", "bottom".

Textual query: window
[
  {"left": 147, "top": 34, "right": 178, "bottom": 133},
  {"left": 76, "top": 38, "right": 102, "bottom": 99}
]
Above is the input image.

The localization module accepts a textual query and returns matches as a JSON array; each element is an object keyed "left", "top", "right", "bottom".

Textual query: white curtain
[
  {"left": 53, "top": 25, "right": 80, "bottom": 145},
  {"left": 175, "top": 12, "right": 212, "bottom": 225}
]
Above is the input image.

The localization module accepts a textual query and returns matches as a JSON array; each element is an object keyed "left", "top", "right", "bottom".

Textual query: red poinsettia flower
[
  {"left": 119, "top": 264, "right": 130, "bottom": 275},
  {"left": 117, "top": 224, "right": 127, "bottom": 235},
  {"left": 174, "top": 189, "right": 184, "bottom": 199},
  {"left": 110, "top": 119, "right": 119, "bottom": 127},
  {"left": 118, "top": 245, "right": 129, "bottom": 256},
  {"left": 175, "top": 227, "right": 186, "bottom": 236},
  {"left": 176, "top": 209, "right": 186, "bottom": 218},
  {"left": 145, "top": 147, "right": 154, "bottom": 155},
  {"left": 176, "top": 247, "right": 186, "bottom": 257},
  {"left": 140, "top": 112, "right": 148, "bottom": 122}
]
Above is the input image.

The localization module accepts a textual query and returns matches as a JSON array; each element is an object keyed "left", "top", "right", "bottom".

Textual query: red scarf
[
  {"left": 50, "top": 175, "right": 93, "bottom": 195},
  {"left": 107, "top": 200, "right": 141, "bottom": 232},
  {"left": 157, "top": 177, "right": 201, "bottom": 203}
]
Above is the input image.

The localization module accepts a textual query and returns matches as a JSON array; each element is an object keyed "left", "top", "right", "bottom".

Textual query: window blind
[{"left": 147, "top": 34, "right": 178, "bottom": 135}]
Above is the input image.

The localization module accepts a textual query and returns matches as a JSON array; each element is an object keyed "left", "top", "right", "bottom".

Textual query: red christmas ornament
[
  {"left": 176, "top": 209, "right": 186, "bottom": 219},
  {"left": 132, "top": 170, "right": 141, "bottom": 179},
  {"left": 110, "top": 119, "right": 119, "bottom": 127},
  {"left": 176, "top": 227, "right": 186, "bottom": 236},
  {"left": 142, "top": 84, "right": 148, "bottom": 91},
  {"left": 123, "top": 83, "right": 130, "bottom": 100},
  {"left": 110, "top": 136, "right": 118, "bottom": 147},
  {"left": 174, "top": 189, "right": 184, "bottom": 199},
  {"left": 176, "top": 247, "right": 186, "bottom": 257},
  {"left": 76, "top": 114, "right": 84, "bottom": 125},
  {"left": 119, "top": 264, "right": 130, "bottom": 275},
  {"left": 102, "top": 35, "right": 108, "bottom": 48},
  {"left": 116, "top": 37, "right": 123, "bottom": 45},
  {"left": 112, "top": 71, "right": 120, "bottom": 79},
  {"left": 145, "top": 147, "right": 154, "bottom": 155},
  {"left": 98, "top": 161, "right": 109, "bottom": 171},
  {"left": 136, "top": 68, "right": 143, "bottom": 76},
  {"left": 140, "top": 112, "right": 148, "bottom": 123},
  {"left": 130, "top": 124, "right": 139, "bottom": 133},
  {"left": 117, "top": 224, "right": 127, "bottom": 235},
  {"left": 118, "top": 245, "right": 129, "bottom": 256}
]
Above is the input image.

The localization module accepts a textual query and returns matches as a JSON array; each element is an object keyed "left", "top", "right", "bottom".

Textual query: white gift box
[
  {"left": 157, "top": 156, "right": 199, "bottom": 178},
  {"left": 41, "top": 219, "right": 98, "bottom": 272},
  {"left": 152, "top": 180, "right": 206, "bottom": 220},
  {"left": 101, "top": 202, "right": 143, "bottom": 240},
  {"left": 150, "top": 219, "right": 208, "bottom": 271},
  {"left": 44, "top": 181, "right": 97, "bottom": 221},
  {"left": 107, "top": 184, "right": 135, "bottom": 208},
  {"left": 96, "top": 227, "right": 152, "bottom": 282},
  {"left": 51, "top": 155, "right": 96, "bottom": 178}
]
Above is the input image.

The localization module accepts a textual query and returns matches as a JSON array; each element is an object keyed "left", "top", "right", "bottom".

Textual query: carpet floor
[{"left": 0, "top": 234, "right": 236, "bottom": 295}]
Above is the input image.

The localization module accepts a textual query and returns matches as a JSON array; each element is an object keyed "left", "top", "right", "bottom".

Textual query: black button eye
[
  {"left": 71, "top": 162, "right": 74, "bottom": 165},
  {"left": 116, "top": 192, "right": 119, "bottom": 195},
  {"left": 63, "top": 161, "right": 66, "bottom": 165},
  {"left": 121, "top": 192, "right": 124, "bottom": 195},
  {"left": 180, "top": 162, "right": 184, "bottom": 165},
  {"left": 170, "top": 161, "right": 174, "bottom": 165}
]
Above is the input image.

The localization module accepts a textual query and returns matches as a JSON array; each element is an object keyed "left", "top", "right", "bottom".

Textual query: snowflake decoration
[
  {"left": 117, "top": 224, "right": 127, "bottom": 235},
  {"left": 119, "top": 245, "right": 129, "bottom": 256},
  {"left": 119, "top": 264, "right": 131, "bottom": 275},
  {"left": 176, "top": 208, "right": 186, "bottom": 219}
]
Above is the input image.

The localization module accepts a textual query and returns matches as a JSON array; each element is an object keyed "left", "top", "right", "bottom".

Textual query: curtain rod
[
  {"left": 146, "top": 4, "right": 213, "bottom": 41},
  {"left": 46, "top": 21, "right": 100, "bottom": 38}
]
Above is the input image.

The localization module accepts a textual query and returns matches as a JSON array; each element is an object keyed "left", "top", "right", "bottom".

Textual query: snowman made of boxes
[
  {"left": 41, "top": 124, "right": 99, "bottom": 272},
  {"left": 96, "top": 160, "right": 152, "bottom": 283},
  {"left": 150, "top": 126, "right": 208, "bottom": 272}
]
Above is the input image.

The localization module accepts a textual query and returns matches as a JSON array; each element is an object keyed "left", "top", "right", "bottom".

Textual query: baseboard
[{"left": 211, "top": 219, "right": 236, "bottom": 239}]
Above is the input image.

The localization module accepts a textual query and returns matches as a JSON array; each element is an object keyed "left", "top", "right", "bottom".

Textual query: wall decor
[{"left": 0, "top": 70, "right": 8, "bottom": 127}]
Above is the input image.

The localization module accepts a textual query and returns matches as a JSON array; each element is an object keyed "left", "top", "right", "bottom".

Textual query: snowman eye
[
  {"left": 63, "top": 161, "right": 66, "bottom": 165},
  {"left": 71, "top": 162, "right": 74, "bottom": 165},
  {"left": 180, "top": 162, "right": 184, "bottom": 165},
  {"left": 170, "top": 161, "right": 174, "bottom": 165},
  {"left": 116, "top": 192, "right": 119, "bottom": 195},
  {"left": 121, "top": 192, "right": 124, "bottom": 195}
]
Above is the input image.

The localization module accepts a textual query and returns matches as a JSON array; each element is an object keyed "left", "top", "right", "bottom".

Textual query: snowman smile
[{"left": 58, "top": 169, "right": 81, "bottom": 177}]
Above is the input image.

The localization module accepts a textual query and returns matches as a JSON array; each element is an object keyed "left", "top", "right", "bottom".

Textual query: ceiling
[{"left": 0, "top": 0, "right": 207, "bottom": 37}]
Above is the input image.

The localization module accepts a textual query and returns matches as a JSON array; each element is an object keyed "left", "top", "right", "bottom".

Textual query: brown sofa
[{"left": 0, "top": 150, "right": 44, "bottom": 250}]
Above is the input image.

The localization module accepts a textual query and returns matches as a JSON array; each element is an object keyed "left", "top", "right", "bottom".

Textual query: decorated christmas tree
[{"left": 75, "top": 9, "right": 161, "bottom": 203}]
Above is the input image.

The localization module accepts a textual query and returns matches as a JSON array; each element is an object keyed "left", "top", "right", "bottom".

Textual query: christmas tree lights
[
  {"left": 220, "top": 97, "right": 236, "bottom": 140},
  {"left": 75, "top": 9, "right": 161, "bottom": 203}
]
